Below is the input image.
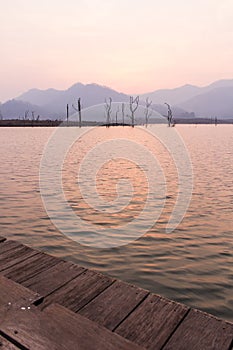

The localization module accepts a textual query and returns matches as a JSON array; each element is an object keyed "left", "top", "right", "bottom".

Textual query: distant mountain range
[{"left": 1, "top": 79, "right": 233, "bottom": 120}]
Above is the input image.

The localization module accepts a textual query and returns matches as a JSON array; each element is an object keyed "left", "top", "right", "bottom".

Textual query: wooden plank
[
  {"left": 4, "top": 252, "right": 60, "bottom": 284},
  {"left": 163, "top": 308, "right": 233, "bottom": 350},
  {"left": 0, "top": 241, "right": 24, "bottom": 256},
  {"left": 22, "top": 261, "right": 85, "bottom": 297},
  {"left": 0, "top": 335, "right": 19, "bottom": 349},
  {"left": 0, "top": 303, "right": 145, "bottom": 350},
  {"left": 115, "top": 293, "right": 189, "bottom": 350},
  {"left": 79, "top": 280, "right": 149, "bottom": 331},
  {"left": 0, "top": 247, "right": 39, "bottom": 273},
  {"left": 0, "top": 275, "right": 41, "bottom": 311},
  {"left": 39, "top": 269, "right": 115, "bottom": 312}
]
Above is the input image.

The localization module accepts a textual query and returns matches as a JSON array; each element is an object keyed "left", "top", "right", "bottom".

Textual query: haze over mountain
[
  {"left": 16, "top": 83, "right": 129, "bottom": 115},
  {"left": 1, "top": 79, "right": 233, "bottom": 120},
  {"left": 180, "top": 87, "right": 233, "bottom": 118},
  {"left": 140, "top": 84, "right": 202, "bottom": 106}
]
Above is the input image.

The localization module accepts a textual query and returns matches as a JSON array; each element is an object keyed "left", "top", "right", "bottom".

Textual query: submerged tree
[
  {"left": 145, "top": 97, "right": 153, "bottom": 127},
  {"left": 105, "top": 97, "right": 112, "bottom": 127},
  {"left": 66, "top": 104, "right": 69, "bottom": 126},
  {"left": 115, "top": 106, "right": 120, "bottom": 124},
  {"left": 122, "top": 103, "right": 125, "bottom": 125},
  {"left": 72, "top": 98, "right": 82, "bottom": 127},
  {"left": 129, "top": 96, "right": 139, "bottom": 127},
  {"left": 24, "top": 110, "right": 29, "bottom": 120},
  {"left": 164, "top": 103, "right": 173, "bottom": 127}
]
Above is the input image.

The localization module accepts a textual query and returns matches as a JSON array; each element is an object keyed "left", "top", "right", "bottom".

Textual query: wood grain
[
  {"left": 163, "top": 308, "right": 233, "bottom": 350},
  {"left": 0, "top": 241, "right": 25, "bottom": 256},
  {"left": 0, "top": 275, "right": 41, "bottom": 312},
  {"left": 0, "top": 335, "right": 19, "bottom": 349},
  {"left": 4, "top": 252, "right": 60, "bottom": 283},
  {"left": 39, "top": 269, "right": 114, "bottom": 312},
  {"left": 0, "top": 246, "right": 38, "bottom": 273},
  {"left": 115, "top": 293, "right": 189, "bottom": 350},
  {"left": 22, "top": 260, "right": 85, "bottom": 297},
  {"left": 79, "top": 280, "right": 148, "bottom": 331},
  {"left": 0, "top": 303, "right": 145, "bottom": 350}
]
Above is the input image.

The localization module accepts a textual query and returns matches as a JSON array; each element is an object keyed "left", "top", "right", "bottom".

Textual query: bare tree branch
[
  {"left": 129, "top": 96, "right": 139, "bottom": 127},
  {"left": 104, "top": 97, "right": 112, "bottom": 126},
  {"left": 145, "top": 97, "right": 153, "bottom": 127},
  {"left": 72, "top": 97, "right": 82, "bottom": 127},
  {"left": 164, "top": 102, "right": 173, "bottom": 127}
]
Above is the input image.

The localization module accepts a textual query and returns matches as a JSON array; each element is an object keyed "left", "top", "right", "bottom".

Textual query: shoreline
[{"left": 0, "top": 118, "right": 233, "bottom": 127}]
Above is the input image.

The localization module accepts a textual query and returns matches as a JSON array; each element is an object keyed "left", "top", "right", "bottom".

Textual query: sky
[{"left": 0, "top": 0, "right": 233, "bottom": 102}]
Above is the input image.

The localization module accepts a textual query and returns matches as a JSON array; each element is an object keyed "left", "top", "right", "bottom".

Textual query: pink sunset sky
[{"left": 0, "top": 0, "right": 233, "bottom": 102}]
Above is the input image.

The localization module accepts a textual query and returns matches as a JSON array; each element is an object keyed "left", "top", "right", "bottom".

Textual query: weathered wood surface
[
  {"left": 0, "top": 236, "right": 233, "bottom": 350},
  {"left": 79, "top": 280, "right": 149, "bottom": 331},
  {"left": 0, "top": 335, "right": 19, "bottom": 349},
  {"left": 163, "top": 308, "right": 233, "bottom": 350},
  {"left": 0, "top": 240, "right": 25, "bottom": 256},
  {"left": 40, "top": 269, "right": 115, "bottom": 312},
  {"left": 22, "top": 260, "right": 85, "bottom": 297},
  {"left": 115, "top": 293, "right": 189, "bottom": 349},
  {"left": 0, "top": 303, "right": 145, "bottom": 350},
  {"left": 0, "top": 245, "right": 38, "bottom": 273},
  {"left": 3, "top": 252, "right": 60, "bottom": 284},
  {"left": 0, "top": 275, "right": 41, "bottom": 311}
]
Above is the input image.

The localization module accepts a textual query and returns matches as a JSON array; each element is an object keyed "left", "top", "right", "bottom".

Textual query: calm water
[{"left": 0, "top": 125, "right": 232, "bottom": 321}]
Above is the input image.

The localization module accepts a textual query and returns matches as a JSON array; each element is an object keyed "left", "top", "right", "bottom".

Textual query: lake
[{"left": 0, "top": 125, "right": 232, "bottom": 321}]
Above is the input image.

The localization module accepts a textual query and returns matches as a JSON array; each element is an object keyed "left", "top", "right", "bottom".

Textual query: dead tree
[
  {"left": 66, "top": 104, "right": 69, "bottom": 126},
  {"left": 24, "top": 110, "right": 29, "bottom": 120},
  {"left": 129, "top": 96, "right": 139, "bottom": 127},
  {"left": 145, "top": 97, "right": 153, "bottom": 127},
  {"left": 105, "top": 97, "right": 112, "bottom": 127},
  {"left": 164, "top": 103, "right": 173, "bottom": 127},
  {"left": 115, "top": 106, "right": 120, "bottom": 124},
  {"left": 122, "top": 103, "right": 125, "bottom": 125},
  {"left": 31, "top": 111, "right": 35, "bottom": 127},
  {"left": 72, "top": 98, "right": 82, "bottom": 127}
]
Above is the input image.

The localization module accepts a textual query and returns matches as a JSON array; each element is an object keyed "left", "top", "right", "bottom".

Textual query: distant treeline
[
  {"left": 0, "top": 119, "right": 101, "bottom": 127},
  {"left": 0, "top": 118, "right": 232, "bottom": 127}
]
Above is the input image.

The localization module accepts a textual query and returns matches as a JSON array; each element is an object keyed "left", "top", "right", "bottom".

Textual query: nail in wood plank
[
  {"left": 163, "top": 308, "right": 233, "bottom": 350},
  {"left": 115, "top": 293, "right": 189, "bottom": 350},
  {"left": 79, "top": 280, "right": 148, "bottom": 331},
  {"left": 39, "top": 269, "right": 114, "bottom": 312}
]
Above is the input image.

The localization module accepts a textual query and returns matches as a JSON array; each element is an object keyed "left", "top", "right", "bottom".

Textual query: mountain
[
  {"left": 2, "top": 79, "right": 233, "bottom": 120},
  {"left": 16, "top": 83, "right": 129, "bottom": 116},
  {"left": 140, "top": 84, "right": 202, "bottom": 105},
  {"left": 0, "top": 100, "right": 49, "bottom": 119},
  {"left": 141, "top": 79, "right": 233, "bottom": 118},
  {"left": 179, "top": 87, "right": 233, "bottom": 118},
  {"left": 151, "top": 104, "right": 195, "bottom": 119}
]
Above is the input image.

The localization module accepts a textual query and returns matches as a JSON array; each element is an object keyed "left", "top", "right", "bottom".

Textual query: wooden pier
[{"left": 0, "top": 235, "right": 232, "bottom": 350}]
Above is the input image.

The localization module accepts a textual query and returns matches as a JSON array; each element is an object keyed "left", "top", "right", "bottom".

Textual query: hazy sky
[{"left": 1, "top": 0, "right": 233, "bottom": 101}]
